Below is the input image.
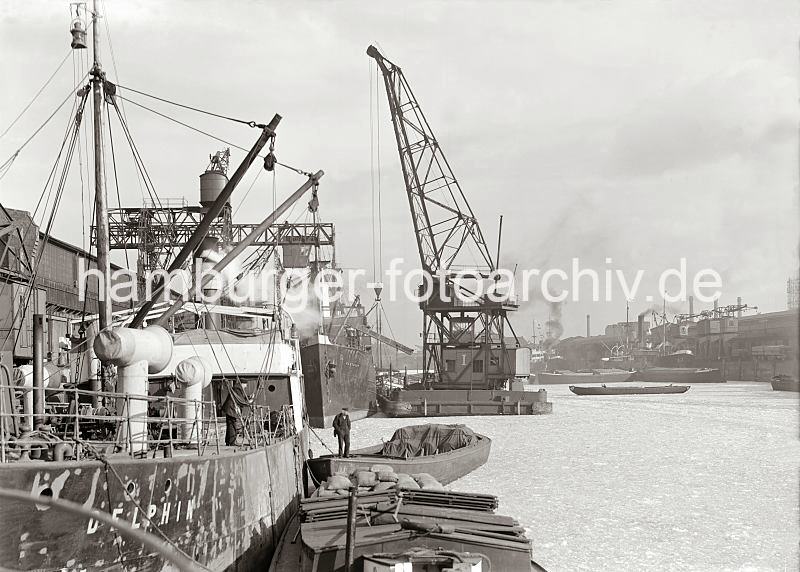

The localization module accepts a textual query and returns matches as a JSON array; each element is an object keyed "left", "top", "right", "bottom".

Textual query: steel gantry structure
[
  {"left": 101, "top": 204, "right": 334, "bottom": 275},
  {"left": 368, "top": 45, "right": 524, "bottom": 389},
  {"left": 96, "top": 149, "right": 334, "bottom": 291}
]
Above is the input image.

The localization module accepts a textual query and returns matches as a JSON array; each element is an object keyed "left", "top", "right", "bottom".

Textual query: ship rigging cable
[
  {"left": 105, "top": 101, "right": 130, "bottom": 268},
  {"left": 0, "top": 50, "right": 72, "bottom": 140},
  {"left": 113, "top": 92, "right": 314, "bottom": 178},
  {"left": 0, "top": 90, "right": 91, "bottom": 353},
  {"left": 0, "top": 74, "right": 89, "bottom": 181},
  {"left": 113, "top": 82, "right": 263, "bottom": 128}
]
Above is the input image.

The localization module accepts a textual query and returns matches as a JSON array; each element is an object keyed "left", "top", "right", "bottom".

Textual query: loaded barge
[
  {"left": 379, "top": 388, "right": 552, "bottom": 417},
  {"left": 270, "top": 489, "right": 545, "bottom": 571}
]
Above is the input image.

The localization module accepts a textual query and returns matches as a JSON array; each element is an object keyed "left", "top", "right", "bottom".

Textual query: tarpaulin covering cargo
[{"left": 380, "top": 424, "right": 477, "bottom": 458}]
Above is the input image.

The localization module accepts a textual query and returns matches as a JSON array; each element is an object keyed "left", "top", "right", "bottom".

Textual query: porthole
[
  {"left": 35, "top": 487, "right": 54, "bottom": 511},
  {"left": 268, "top": 384, "right": 276, "bottom": 392},
  {"left": 125, "top": 481, "right": 136, "bottom": 496},
  {"left": 164, "top": 479, "right": 172, "bottom": 494}
]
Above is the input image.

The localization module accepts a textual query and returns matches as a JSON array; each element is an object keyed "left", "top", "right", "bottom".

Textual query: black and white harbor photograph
[{"left": 0, "top": 1, "right": 798, "bottom": 570}]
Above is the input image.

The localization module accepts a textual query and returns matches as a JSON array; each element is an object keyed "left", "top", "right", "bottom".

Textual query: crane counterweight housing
[{"left": 368, "top": 45, "right": 529, "bottom": 389}]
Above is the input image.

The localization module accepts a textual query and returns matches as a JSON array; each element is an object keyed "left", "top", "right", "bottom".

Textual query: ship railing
[
  {"left": 0, "top": 384, "right": 223, "bottom": 463},
  {"left": 246, "top": 404, "right": 297, "bottom": 446}
]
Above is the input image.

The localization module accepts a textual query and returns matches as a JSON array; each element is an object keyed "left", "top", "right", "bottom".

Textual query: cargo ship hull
[
  {"left": 0, "top": 434, "right": 306, "bottom": 571},
  {"left": 537, "top": 369, "right": 634, "bottom": 385},
  {"left": 300, "top": 342, "right": 376, "bottom": 428},
  {"left": 634, "top": 367, "right": 724, "bottom": 383}
]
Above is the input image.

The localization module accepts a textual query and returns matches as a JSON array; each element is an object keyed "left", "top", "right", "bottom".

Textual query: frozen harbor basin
[{"left": 310, "top": 382, "right": 798, "bottom": 571}]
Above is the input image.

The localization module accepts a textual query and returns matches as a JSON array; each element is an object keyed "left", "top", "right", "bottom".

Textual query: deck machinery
[{"left": 368, "top": 46, "right": 529, "bottom": 389}]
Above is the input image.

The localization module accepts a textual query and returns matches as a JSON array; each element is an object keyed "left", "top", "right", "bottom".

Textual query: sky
[{"left": 1, "top": 0, "right": 798, "bottom": 349}]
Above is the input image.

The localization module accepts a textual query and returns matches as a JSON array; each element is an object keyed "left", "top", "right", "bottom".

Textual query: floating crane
[{"left": 368, "top": 45, "right": 526, "bottom": 389}]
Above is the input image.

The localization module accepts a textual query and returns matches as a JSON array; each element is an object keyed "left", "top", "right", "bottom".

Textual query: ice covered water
[{"left": 309, "top": 382, "right": 799, "bottom": 571}]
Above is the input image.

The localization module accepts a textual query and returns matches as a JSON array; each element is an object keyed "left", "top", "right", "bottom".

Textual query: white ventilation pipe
[
  {"left": 94, "top": 326, "right": 173, "bottom": 454},
  {"left": 14, "top": 363, "right": 67, "bottom": 431},
  {"left": 14, "top": 365, "right": 33, "bottom": 431},
  {"left": 174, "top": 356, "right": 213, "bottom": 443}
]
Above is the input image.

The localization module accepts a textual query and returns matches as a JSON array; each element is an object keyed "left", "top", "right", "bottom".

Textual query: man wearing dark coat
[
  {"left": 219, "top": 379, "right": 251, "bottom": 446},
  {"left": 332, "top": 408, "right": 351, "bottom": 457}
]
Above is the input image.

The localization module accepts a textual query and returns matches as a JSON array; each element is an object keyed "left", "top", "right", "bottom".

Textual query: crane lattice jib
[{"left": 367, "top": 46, "right": 495, "bottom": 277}]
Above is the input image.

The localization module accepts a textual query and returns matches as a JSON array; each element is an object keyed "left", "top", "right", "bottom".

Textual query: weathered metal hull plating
[
  {"left": 300, "top": 342, "right": 375, "bottom": 428},
  {"left": 0, "top": 432, "right": 307, "bottom": 571}
]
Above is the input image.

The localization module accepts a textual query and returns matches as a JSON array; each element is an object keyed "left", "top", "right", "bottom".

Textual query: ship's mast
[
  {"left": 91, "top": 0, "right": 111, "bottom": 336},
  {"left": 625, "top": 299, "right": 630, "bottom": 350}
]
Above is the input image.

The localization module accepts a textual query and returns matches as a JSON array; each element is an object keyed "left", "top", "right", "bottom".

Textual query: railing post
[
  {"left": 125, "top": 395, "right": 132, "bottom": 454},
  {"left": 199, "top": 401, "right": 208, "bottom": 456},
  {"left": 194, "top": 400, "right": 201, "bottom": 455},
  {"left": 0, "top": 385, "right": 6, "bottom": 464},
  {"left": 212, "top": 401, "right": 221, "bottom": 455},
  {"left": 266, "top": 406, "right": 272, "bottom": 445},
  {"left": 256, "top": 407, "right": 263, "bottom": 447},
  {"left": 165, "top": 396, "right": 174, "bottom": 458},
  {"left": 73, "top": 387, "right": 80, "bottom": 442}
]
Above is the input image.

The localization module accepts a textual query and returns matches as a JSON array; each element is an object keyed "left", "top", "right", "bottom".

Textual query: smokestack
[
  {"left": 637, "top": 314, "right": 644, "bottom": 347},
  {"left": 737, "top": 296, "right": 742, "bottom": 318},
  {"left": 586, "top": 314, "right": 590, "bottom": 337},
  {"left": 688, "top": 295, "right": 694, "bottom": 317},
  {"left": 713, "top": 299, "right": 719, "bottom": 313}
]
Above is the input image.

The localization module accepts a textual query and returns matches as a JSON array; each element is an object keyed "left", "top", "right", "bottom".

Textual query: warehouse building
[{"left": 0, "top": 205, "right": 129, "bottom": 374}]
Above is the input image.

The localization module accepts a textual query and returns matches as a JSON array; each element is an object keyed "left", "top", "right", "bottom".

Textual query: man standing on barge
[{"left": 333, "top": 407, "right": 350, "bottom": 457}]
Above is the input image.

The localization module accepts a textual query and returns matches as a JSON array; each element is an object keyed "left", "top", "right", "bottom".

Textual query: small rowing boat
[{"left": 569, "top": 384, "right": 690, "bottom": 396}]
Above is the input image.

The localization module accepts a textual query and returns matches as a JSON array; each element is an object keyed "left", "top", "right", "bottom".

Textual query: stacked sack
[{"left": 316, "top": 464, "right": 444, "bottom": 496}]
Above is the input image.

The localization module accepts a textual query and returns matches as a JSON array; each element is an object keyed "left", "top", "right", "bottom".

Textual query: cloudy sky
[{"left": 1, "top": 1, "right": 797, "bottom": 348}]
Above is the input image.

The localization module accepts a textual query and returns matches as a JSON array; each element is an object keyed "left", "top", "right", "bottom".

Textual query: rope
[
  {"left": 0, "top": 50, "right": 72, "bottom": 140},
  {"left": 114, "top": 83, "right": 258, "bottom": 127},
  {"left": 376, "top": 67, "right": 384, "bottom": 275},
  {"left": 105, "top": 101, "right": 130, "bottom": 268},
  {"left": 115, "top": 93, "right": 313, "bottom": 177},
  {"left": 370, "top": 60, "right": 376, "bottom": 283},
  {"left": 0, "top": 74, "right": 88, "bottom": 181},
  {"left": 308, "top": 425, "right": 335, "bottom": 456},
  {"left": 0, "top": 92, "right": 89, "bottom": 352}
]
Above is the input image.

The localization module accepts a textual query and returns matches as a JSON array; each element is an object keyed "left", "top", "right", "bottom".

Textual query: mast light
[{"left": 70, "top": 3, "right": 87, "bottom": 50}]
